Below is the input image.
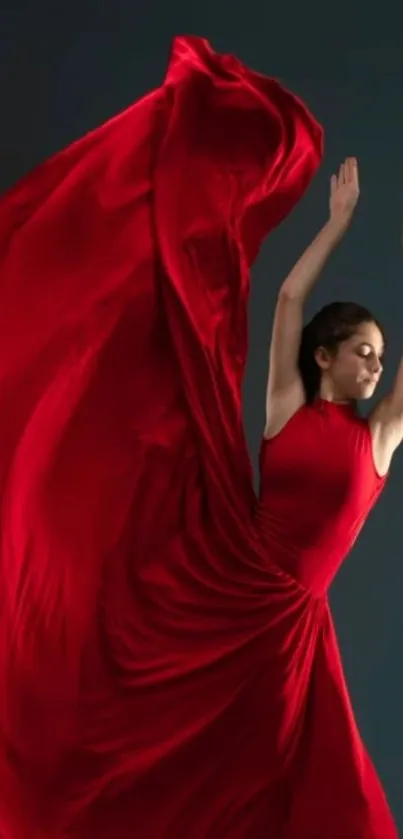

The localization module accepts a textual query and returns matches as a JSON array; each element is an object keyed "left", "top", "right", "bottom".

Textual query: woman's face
[{"left": 315, "top": 321, "right": 385, "bottom": 402}]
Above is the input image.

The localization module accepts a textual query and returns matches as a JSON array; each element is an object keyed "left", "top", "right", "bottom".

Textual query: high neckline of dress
[{"left": 314, "top": 398, "right": 358, "bottom": 417}]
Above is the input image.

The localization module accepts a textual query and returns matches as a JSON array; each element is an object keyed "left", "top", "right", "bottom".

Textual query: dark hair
[{"left": 298, "top": 301, "right": 386, "bottom": 403}]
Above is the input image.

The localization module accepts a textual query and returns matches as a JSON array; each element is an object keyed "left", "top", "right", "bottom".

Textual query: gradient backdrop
[{"left": 1, "top": 0, "right": 402, "bottom": 829}]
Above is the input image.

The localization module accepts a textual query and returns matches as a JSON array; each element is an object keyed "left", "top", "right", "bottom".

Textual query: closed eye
[{"left": 357, "top": 344, "right": 384, "bottom": 362}]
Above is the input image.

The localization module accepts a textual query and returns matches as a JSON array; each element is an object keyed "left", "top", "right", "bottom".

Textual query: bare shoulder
[{"left": 264, "top": 379, "right": 306, "bottom": 439}]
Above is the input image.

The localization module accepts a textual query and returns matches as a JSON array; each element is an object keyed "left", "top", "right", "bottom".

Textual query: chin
[{"left": 356, "top": 382, "right": 378, "bottom": 401}]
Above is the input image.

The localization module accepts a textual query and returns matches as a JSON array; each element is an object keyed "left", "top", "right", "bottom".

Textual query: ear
[{"left": 314, "top": 345, "right": 333, "bottom": 371}]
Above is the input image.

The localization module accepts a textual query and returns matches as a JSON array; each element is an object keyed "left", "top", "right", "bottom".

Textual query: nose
[{"left": 370, "top": 357, "right": 383, "bottom": 377}]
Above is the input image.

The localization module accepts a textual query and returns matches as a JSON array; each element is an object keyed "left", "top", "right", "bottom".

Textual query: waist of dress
[{"left": 253, "top": 504, "right": 342, "bottom": 596}]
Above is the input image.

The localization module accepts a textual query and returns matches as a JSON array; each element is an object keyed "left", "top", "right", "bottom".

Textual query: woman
[
  {"left": 254, "top": 159, "right": 402, "bottom": 836},
  {"left": 265, "top": 157, "right": 403, "bottom": 475},
  {"left": 0, "top": 36, "right": 398, "bottom": 839}
]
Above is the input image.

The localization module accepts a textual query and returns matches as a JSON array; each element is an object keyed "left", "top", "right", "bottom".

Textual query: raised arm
[
  {"left": 265, "top": 158, "right": 360, "bottom": 438},
  {"left": 370, "top": 358, "right": 403, "bottom": 476}
]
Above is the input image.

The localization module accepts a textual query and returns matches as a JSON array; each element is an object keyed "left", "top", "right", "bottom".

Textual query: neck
[{"left": 318, "top": 382, "right": 355, "bottom": 405}]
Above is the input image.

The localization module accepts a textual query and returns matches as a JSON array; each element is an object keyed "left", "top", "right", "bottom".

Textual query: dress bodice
[{"left": 256, "top": 399, "right": 386, "bottom": 594}]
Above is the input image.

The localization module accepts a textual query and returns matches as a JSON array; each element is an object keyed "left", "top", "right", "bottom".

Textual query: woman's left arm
[{"left": 369, "top": 358, "right": 403, "bottom": 475}]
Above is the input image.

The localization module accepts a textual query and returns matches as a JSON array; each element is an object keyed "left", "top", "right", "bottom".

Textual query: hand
[{"left": 329, "top": 157, "right": 360, "bottom": 228}]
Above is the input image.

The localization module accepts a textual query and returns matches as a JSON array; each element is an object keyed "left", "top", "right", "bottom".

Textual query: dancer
[
  {"left": 257, "top": 158, "right": 401, "bottom": 837},
  {"left": 0, "top": 34, "right": 398, "bottom": 839}
]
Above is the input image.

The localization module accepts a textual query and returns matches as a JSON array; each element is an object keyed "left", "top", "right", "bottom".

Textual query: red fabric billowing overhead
[{"left": 0, "top": 33, "right": 392, "bottom": 839}]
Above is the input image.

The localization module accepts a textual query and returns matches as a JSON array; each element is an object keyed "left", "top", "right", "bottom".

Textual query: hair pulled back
[{"left": 298, "top": 301, "right": 385, "bottom": 403}]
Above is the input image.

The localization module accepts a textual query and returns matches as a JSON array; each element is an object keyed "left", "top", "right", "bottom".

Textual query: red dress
[
  {"left": 257, "top": 400, "right": 396, "bottom": 837},
  {"left": 0, "top": 34, "right": 396, "bottom": 839}
]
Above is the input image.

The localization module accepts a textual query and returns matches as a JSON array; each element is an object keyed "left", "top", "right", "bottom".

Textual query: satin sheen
[{"left": 0, "top": 35, "right": 397, "bottom": 839}]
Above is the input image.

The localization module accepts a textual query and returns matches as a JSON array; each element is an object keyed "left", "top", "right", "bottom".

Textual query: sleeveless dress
[
  {"left": 256, "top": 399, "right": 396, "bottom": 837},
  {"left": 0, "top": 34, "right": 397, "bottom": 839}
]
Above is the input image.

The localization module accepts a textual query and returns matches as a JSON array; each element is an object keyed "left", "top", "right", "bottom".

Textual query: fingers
[
  {"left": 332, "top": 157, "right": 359, "bottom": 187},
  {"left": 329, "top": 157, "right": 360, "bottom": 221},
  {"left": 345, "top": 157, "right": 357, "bottom": 183},
  {"left": 349, "top": 156, "right": 359, "bottom": 189}
]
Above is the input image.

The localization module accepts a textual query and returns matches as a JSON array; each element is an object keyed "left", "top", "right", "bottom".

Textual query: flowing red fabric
[{"left": 0, "top": 34, "right": 396, "bottom": 839}]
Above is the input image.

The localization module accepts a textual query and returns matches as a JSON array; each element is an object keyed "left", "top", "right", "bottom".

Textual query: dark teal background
[{"left": 1, "top": 0, "right": 402, "bottom": 827}]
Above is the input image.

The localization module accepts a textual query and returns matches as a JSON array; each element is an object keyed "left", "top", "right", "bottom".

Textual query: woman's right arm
[{"left": 264, "top": 158, "right": 360, "bottom": 438}]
